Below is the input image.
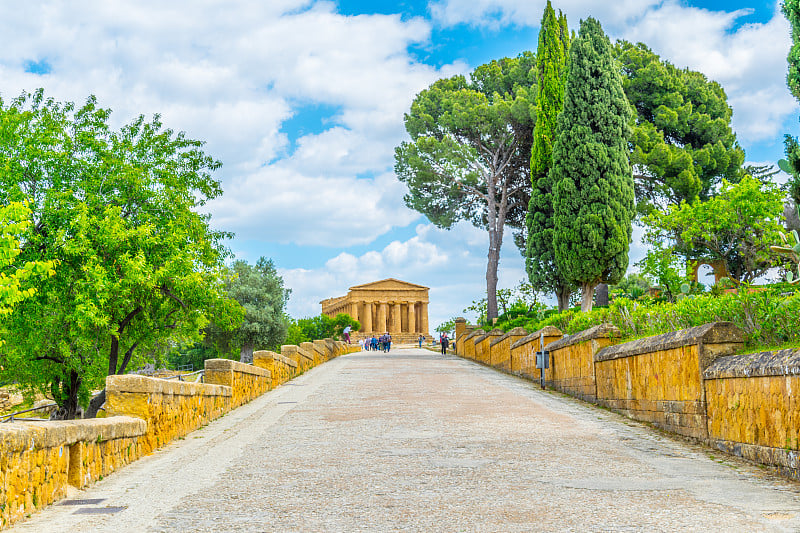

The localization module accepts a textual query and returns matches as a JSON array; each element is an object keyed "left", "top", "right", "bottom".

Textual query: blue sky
[{"left": 0, "top": 0, "right": 797, "bottom": 330}]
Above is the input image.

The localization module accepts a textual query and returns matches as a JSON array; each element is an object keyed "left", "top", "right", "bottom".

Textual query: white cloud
[
  {"left": 430, "top": 0, "right": 798, "bottom": 146},
  {"left": 0, "top": 1, "right": 463, "bottom": 248},
  {"left": 280, "top": 221, "right": 526, "bottom": 328}
]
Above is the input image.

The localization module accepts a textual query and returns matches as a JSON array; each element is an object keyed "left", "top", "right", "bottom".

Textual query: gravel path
[{"left": 10, "top": 348, "right": 800, "bottom": 532}]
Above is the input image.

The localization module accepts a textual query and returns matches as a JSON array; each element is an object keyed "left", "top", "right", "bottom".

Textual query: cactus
[{"left": 770, "top": 229, "right": 800, "bottom": 284}]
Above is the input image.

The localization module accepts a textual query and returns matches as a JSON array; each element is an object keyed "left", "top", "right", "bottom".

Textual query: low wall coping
[
  {"left": 205, "top": 358, "right": 272, "bottom": 378},
  {"left": 703, "top": 348, "right": 800, "bottom": 379},
  {"left": 475, "top": 328, "right": 504, "bottom": 344},
  {"left": 545, "top": 323, "right": 621, "bottom": 353},
  {"left": 254, "top": 350, "right": 298, "bottom": 369},
  {"left": 0, "top": 416, "right": 146, "bottom": 452},
  {"left": 594, "top": 322, "right": 744, "bottom": 363},
  {"left": 511, "top": 326, "right": 563, "bottom": 350},
  {"left": 107, "top": 374, "right": 231, "bottom": 397},
  {"left": 464, "top": 329, "right": 486, "bottom": 342},
  {"left": 490, "top": 327, "right": 528, "bottom": 347}
]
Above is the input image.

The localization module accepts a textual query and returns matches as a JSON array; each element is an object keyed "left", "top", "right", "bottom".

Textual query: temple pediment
[{"left": 349, "top": 278, "right": 429, "bottom": 291}]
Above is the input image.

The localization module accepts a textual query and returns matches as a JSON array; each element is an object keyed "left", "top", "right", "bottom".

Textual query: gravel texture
[{"left": 10, "top": 348, "right": 800, "bottom": 532}]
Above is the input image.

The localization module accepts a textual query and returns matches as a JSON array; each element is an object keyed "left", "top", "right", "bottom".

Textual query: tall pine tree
[
  {"left": 525, "top": 1, "right": 573, "bottom": 311},
  {"left": 551, "top": 17, "right": 635, "bottom": 312}
]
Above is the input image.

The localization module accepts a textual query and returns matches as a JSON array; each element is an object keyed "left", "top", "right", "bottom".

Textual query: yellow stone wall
[
  {"left": 490, "top": 329, "right": 527, "bottom": 371},
  {"left": 510, "top": 333, "right": 562, "bottom": 379},
  {"left": 0, "top": 417, "right": 145, "bottom": 528},
  {"left": 547, "top": 338, "right": 614, "bottom": 402},
  {"left": 595, "top": 345, "right": 707, "bottom": 439},
  {"left": 463, "top": 330, "right": 483, "bottom": 361},
  {"left": 204, "top": 358, "right": 272, "bottom": 408},
  {"left": 106, "top": 375, "right": 232, "bottom": 454},
  {"left": 706, "top": 375, "right": 800, "bottom": 477}
]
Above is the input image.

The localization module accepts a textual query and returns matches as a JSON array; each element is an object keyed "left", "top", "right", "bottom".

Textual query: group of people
[{"left": 360, "top": 333, "right": 392, "bottom": 353}]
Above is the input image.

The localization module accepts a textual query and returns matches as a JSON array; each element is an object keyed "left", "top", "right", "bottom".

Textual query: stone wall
[
  {"left": 704, "top": 349, "right": 800, "bottom": 478},
  {"left": 0, "top": 417, "right": 146, "bottom": 528},
  {"left": 510, "top": 326, "right": 562, "bottom": 379},
  {"left": 453, "top": 318, "right": 800, "bottom": 480},
  {"left": 204, "top": 358, "right": 273, "bottom": 408},
  {"left": 253, "top": 350, "right": 297, "bottom": 387},
  {"left": 545, "top": 324, "right": 620, "bottom": 402},
  {"left": 105, "top": 374, "right": 231, "bottom": 454},
  {"left": 490, "top": 328, "right": 527, "bottom": 372},
  {"left": 594, "top": 322, "right": 744, "bottom": 440}
]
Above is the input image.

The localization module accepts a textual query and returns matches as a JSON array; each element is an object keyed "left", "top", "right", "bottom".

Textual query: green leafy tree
[
  {"left": 395, "top": 53, "right": 536, "bottom": 320},
  {"left": 551, "top": 18, "right": 635, "bottom": 312},
  {"left": 207, "top": 258, "right": 290, "bottom": 363},
  {"left": 610, "top": 273, "right": 651, "bottom": 301},
  {"left": 0, "top": 91, "right": 242, "bottom": 419},
  {"left": 525, "top": 1, "right": 574, "bottom": 311},
  {"left": 782, "top": 1, "right": 800, "bottom": 213},
  {"left": 616, "top": 42, "right": 745, "bottom": 212},
  {"left": 285, "top": 314, "right": 360, "bottom": 345},
  {"left": 642, "top": 176, "right": 785, "bottom": 284},
  {"left": 635, "top": 241, "right": 685, "bottom": 302},
  {"left": 0, "top": 202, "right": 55, "bottom": 330}
]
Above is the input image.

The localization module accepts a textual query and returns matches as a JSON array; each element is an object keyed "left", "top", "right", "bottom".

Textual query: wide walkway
[{"left": 11, "top": 348, "right": 800, "bottom": 532}]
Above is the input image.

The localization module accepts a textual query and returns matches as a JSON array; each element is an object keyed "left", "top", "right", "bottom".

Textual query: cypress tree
[
  {"left": 525, "top": 1, "right": 573, "bottom": 311},
  {"left": 551, "top": 17, "right": 635, "bottom": 312}
]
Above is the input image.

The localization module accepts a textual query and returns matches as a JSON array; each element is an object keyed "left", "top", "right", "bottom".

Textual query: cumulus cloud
[
  {"left": 280, "top": 221, "right": 527, "bottom": 328},
  {"left": 429, "top": 0, "right": 798, "bottom": 145},
  {"left": 0, "top": 0, "right": 464, "bottom": 247}
]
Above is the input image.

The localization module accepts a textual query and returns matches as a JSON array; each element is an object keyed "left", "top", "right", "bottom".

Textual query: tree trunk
[
  {"left": 580, "top": 283, "right": 596, "bottom": 312},
  {"left": 240, "top": 342, "right": 254, "bottom": 364},
  {"left": 85, "top": 389, "right": 106, "bottom": 419},
  {"left": 595, "top": 283, "right": 609, "bottom": 307},
  {"left": 486, "top": 238, "right": 500, "bottom": 322},
  {"left": 556, "top": 284, "right": 571, "bottom": 312},
  {"left": 50, "top": 371, "right": 82, "bottom": 420}
]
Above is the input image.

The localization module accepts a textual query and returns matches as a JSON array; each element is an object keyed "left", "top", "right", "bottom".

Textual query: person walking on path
[
  {"left": 384, "top": 333, "right": 392, "bottom": 353},
  {"left": 440, "top": 334, "right": 449, "bottom": 355},
  {"left": 418, "top": 334, "right": 424, "bottom": 348},
  {"left": 343, "top": 325, "right": 352, "bottom": 344}
]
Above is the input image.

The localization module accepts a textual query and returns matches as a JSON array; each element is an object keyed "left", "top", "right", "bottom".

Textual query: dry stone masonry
[
  {"left": 0, "top": 339, "right": 360, "bottom": 529},
  {"left": 454, "top": 317, "right": 800, "bottom": 480}
]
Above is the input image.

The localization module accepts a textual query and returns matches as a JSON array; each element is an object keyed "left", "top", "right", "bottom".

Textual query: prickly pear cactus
[{"left": 770, "top": 229, "right": 800, "bottom": 284}]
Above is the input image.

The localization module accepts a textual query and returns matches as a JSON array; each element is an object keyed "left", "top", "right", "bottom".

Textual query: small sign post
[{"left": 535, "top": 331, "right": 549, "bottom": 389}]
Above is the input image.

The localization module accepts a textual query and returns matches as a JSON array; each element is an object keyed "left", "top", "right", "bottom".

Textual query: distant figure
[
  {"left": 440, "top": 333, "right": 449, "bottom": 355},
  {"left": 384, "top": 332, "right": 392, "bottom": 353},
  {"left": 343, "top": 325, "right": 352, "bottom": 344},
  {"left": 358, "top": 339, "right": 365, "bottom": 351},
  {"left": 371, "top": 336, "right": 378, "bottom": 351},
  {"left": 418, "top": 334, "right": 424, "bottom": 348}
]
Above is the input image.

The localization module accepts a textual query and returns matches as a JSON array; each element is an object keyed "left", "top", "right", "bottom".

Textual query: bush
[{"left": 495, "top": 286, "right": 800, "bottom": 349}]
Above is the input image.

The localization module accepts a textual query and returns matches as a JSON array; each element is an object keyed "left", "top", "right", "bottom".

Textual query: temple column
[
  {"left": 392, "top": 302, "right": 402, "bottom": 333},
  {"left": 420, "top": 302, "right": 429, "bottom": 335},
  {"left": 363, "top": 302, "right": 373, "bottom": 333},
  {"left": 377, "top": 302, "right": 387, "bottom": 333},
  {"left": 350, "top": 302, "right": 359, "bottom": 322},
  {"left": 407, "top": 302, "right": 416, "bottom": 333}
]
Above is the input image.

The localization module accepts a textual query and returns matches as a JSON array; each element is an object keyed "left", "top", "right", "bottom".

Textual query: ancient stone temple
[{"left": 320, "top": 279, "right": 429, "bottom": 341}]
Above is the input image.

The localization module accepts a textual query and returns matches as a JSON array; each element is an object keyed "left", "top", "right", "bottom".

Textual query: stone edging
[
  {"left": 511, "top": 326, "right": 563, "bottom": 350},
  {"left": 490, "top": 327, "right": 527, "bottom": 347},
  {"left": 703, "top": 348, "right": 800, "bottom": 379},
  {"left": 545, "top": 324, "right": 620, "bottom": 353},
  {"left": 595, "top": 322, "right": 743, "bottom": 363},
  {"left": 106, "top": 374, "right": 231, "bottom": 397}
]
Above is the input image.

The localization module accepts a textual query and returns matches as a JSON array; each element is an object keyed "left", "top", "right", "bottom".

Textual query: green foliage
[
  {"left": 785, "top": 0, "right": 800, "bottom": 101},
  {"left": 395, "top": 53, "right": 536, "bottom": 319},
  {"left": 771, "top": 229, "right": 800, "bottom": 283},
  {"left": 551, "top": 18, "right": 635, "bottom": 311},
  {"left": 616, "top": 42, "right": 745, "bottom": 212},
  {"left": 286, "top": 314, "right": 360, "bottom": 345},
  {"left": 525, "top": 1, "right": 574, "bottom": 309},
  {"left": 0, "top": 202, "right": 55, "bottom": 328},
  {"left": 0, "top": 90, "right": 242, "bottom": 419},
  {"left": 642, "top": 176, "right": 785, "bottom": 283},
  {"left": 206, "top": 257, "right": 289, "bottom": 362},
  {"left": 610, "top": 274, "right": 651, "bottom": 301},
  {"left": 503, "top": 286, "right": 800, "bottom": 349},
  {"left": 436, "top": 318, "right": 457, "bottom": 336},
  {"left": 166, "top": 342, "right": 220, "bottom": 371}
]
